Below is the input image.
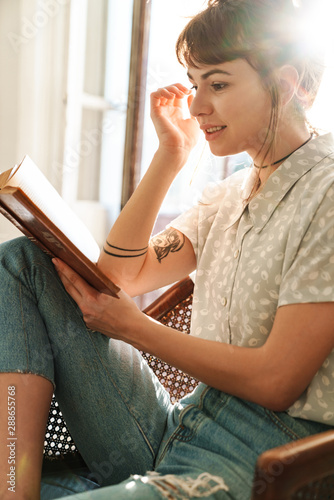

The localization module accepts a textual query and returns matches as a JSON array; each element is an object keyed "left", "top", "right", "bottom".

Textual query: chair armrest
[
  {"left": 143, "top": 276, "right": 194, "bottom": 321},
  {"left": 251, "top": 429, "right": 334, "bottom": 499}
]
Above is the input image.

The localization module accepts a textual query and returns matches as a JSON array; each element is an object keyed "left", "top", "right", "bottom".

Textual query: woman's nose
[{"left": 189, "top": 91, "right": 212, "bottom": 117}]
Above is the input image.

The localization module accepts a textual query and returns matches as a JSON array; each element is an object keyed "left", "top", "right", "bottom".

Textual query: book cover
[{"left": 0, "top": 156, "right": 120, "bottom": 298}]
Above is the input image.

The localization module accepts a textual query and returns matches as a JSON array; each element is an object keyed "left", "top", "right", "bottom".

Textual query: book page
[{"left": 6, "top": 156, "right": 100, "bottom": 263}]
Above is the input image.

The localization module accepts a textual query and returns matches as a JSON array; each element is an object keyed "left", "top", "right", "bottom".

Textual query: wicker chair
[{"left": 43, "top": 277, "right": 334, "bottom": 499}]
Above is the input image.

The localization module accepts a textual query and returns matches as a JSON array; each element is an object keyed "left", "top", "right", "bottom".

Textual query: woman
[{"left": 1, "top": 0, "right": 334, "bottom": 498}]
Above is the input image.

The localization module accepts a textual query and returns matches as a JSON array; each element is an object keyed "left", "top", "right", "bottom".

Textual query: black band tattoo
[
  {"left": 151, "top": 229, "right": 185, "bottom": 263},
  {"left": 103, "top": 247, "right": 148, "bottom": 258},
  {"left": 105, "top": 241, "right": 148, "bottom": 252}
]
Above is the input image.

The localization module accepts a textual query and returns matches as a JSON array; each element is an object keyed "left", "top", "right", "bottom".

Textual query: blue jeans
[{"left": 0, "top": 237, "right": 331, "bottom": 499}]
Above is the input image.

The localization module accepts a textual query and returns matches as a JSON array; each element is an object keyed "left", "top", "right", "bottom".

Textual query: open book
[{"left": 0, "top": 156, "right": 120, "bottom": 297}]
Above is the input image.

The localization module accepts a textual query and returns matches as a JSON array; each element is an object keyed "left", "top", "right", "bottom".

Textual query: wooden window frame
[{"left": 121, "top": 0, "right": 152, "bottom": 208}]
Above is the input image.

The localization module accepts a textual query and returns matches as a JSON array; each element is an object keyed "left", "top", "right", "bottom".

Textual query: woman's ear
[{"left": 277, "top": 65, "right": 300, "bottom": 106}]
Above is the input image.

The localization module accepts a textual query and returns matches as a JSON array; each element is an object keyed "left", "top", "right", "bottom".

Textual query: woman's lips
[{"left": 203, "top": 125, "right": 227, "bottom": 141}]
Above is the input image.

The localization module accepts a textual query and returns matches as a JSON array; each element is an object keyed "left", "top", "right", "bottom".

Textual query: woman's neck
[
  {"left": 252, "top": 124, "right": 311, "bottom": 177},
  {"left": 255, "top": 124, "right": 311, "bottom": 183}
]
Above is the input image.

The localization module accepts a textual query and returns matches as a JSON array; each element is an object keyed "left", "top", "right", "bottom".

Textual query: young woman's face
[{"left": 187, "top": 58, "right": 273, "bottom": 159}]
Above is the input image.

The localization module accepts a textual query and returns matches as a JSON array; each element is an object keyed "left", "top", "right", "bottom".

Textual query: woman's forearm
[
  {"left": 133, "top": 315, "right": 274, "bottom": 408},
  {"left": 130, "top": 307, "right": 331, "bottom": 413},
  {"left": 97, "top": 84, "right": 199, "bottom": 288},
  {"left": 97, "top": 149, "right": 186, "bottom": 284}
]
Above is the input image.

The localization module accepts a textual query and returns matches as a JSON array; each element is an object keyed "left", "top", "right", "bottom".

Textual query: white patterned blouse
[{"left": 171, "top": 132, "right": 334, "bottom": 425}]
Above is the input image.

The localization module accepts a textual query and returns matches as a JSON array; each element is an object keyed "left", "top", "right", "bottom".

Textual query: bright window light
[{"left": 296, "top": 0, "right": 334, "bottom": 131}]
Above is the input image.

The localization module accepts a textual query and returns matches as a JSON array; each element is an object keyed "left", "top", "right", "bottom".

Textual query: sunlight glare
[
  {"left": 296, "top": 0, "right": 334, "bottom": 131},
  {"left": 125, "top": 480, "right": 136, "bottom": 490}
]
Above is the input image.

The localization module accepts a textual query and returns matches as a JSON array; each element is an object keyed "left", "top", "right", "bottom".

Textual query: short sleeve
[
  {"left": 279, "top": 183, "right": 334, "bottom": 306},
  {"left": 169, "top": 204, "right": 201, "bottom": 261},
  {"left": 169, "top": 181, "right": 229, "bottom": 263}
]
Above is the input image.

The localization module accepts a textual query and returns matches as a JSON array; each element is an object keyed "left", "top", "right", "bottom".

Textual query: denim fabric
[
  {"left": 0, "top": 237, "right": 170, "bottom": 486},
  {"left": 46, "top": 384, "right": 331, "bottom": 500},
  {"left": 41, "top": 468, "right": 100, "bottom": 498},
  {"left": 0, "top": 237, "right": 332, "bottom": 500}
]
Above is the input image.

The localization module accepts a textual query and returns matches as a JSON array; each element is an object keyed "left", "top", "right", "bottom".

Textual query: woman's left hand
[{"left": 52, "top": 258, "right": 146, "bottom": 346}]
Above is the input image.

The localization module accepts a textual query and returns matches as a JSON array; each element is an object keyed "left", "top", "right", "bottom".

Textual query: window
[
  {"left": 0, "top": 0, "right": 135, "bottom": 247},
  {"left": 62, "top": 0, "right": 134, "bottom": 245}
]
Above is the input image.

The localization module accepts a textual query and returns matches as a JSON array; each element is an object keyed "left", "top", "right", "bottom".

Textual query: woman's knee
[
  {"left": 0, "top": 236, "right": 49, "bottom": 266},
  {"left": 0, "top": 237, "right": 56, "bottom": 289}
]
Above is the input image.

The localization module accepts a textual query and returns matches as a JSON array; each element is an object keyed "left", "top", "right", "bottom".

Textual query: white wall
[
  {"left": 0, "top": 0, "right": 70, "bottom": 242},
  {"left": 0, "top": 0, "right": 20, "bottom": 171}
]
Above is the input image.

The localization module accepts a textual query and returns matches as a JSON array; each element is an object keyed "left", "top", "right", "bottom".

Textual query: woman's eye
[
  {"left": 212, "top": 83, "right": 226, "bottom": 91},
  {"left": 190, "top": 85, "right": 198, "bottom": 91}
]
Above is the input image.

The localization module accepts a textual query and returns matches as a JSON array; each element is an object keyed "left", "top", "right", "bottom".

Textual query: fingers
[
  {"left": 151, "top": 83, "right": 191, "bottom": 106},
  {"left": 187, "top": 93, "right": 194, "bottom": 107},
  {"left": 52, "top": 258, "right": 96, "bottom": 302},
  {"left": 53, "top": 258, "right": 109, "bottom": 331},
  {"left": 187, "top": 93, "right": 197, "bottom": 121},
  {"left": 53, "top": 259, "right": 145, "bottom": 343},
  {"left": 153, "top": 83, "right": 191, "bottom": 98}
]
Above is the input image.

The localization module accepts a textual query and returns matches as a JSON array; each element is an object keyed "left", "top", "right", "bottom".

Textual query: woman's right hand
[{"left": 150, "top": 83, "right": 200, "bottom": 164}]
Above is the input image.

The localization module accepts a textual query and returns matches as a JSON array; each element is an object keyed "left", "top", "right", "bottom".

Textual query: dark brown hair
[{"left": 176, "top": 0, "right": 325, "bottom": 166}]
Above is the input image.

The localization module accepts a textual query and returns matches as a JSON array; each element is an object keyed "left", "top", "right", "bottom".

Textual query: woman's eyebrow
[{"left": 187, "top": 68, "right": 233, "bottom": 81}]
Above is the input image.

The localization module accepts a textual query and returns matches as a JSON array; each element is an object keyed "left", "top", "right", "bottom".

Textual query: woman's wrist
[
  {"left": 153, "top": 146, "right": 190, "bottom": 174},
  {"left": 126, "top": 312, "right": 159, "bottom": 352}
]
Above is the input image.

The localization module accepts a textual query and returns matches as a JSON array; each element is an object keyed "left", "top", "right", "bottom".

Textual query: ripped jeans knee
[{"left": 129, "top": 471, "right": 229, "bottom": 499}]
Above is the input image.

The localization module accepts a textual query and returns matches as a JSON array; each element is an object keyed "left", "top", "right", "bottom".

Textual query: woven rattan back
[
  {"left": 141, "top": 290, "right": 197, "bottom": 403},
  {"left": 44, "top": 396, "right": 77, "bottom": 458}
]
